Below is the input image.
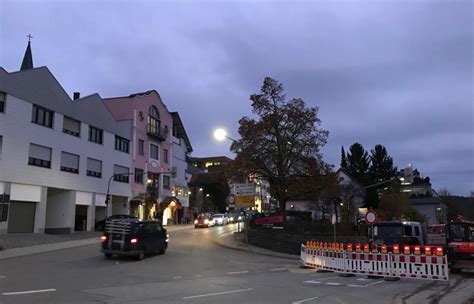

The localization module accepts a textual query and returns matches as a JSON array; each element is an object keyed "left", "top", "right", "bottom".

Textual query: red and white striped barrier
[{"left": 301, "top": 242, "right": 449, "bottom": 282}]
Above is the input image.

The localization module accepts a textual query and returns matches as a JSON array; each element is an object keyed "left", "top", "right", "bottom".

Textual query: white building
[
  {"left": 170, "top": 112, "right": 193, "bottom": 222},
  {"left": 0, "top": 62, "right": 132, "bottom": 234}
]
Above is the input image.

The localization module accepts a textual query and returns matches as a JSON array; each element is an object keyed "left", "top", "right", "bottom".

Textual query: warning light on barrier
[
  {"left": 355, "top": 243, "right": 361, "bottom": 253},
  {"left": 340, "top": 243, "right": 344, "bottom": 252},
  {"left": 381, "top": 244, "right": 387, "bottom": 254},
  {"left": 347, "top": 243, "right": 353, "bottom": 252},
  {"left": 371, "top": 244, "right": 378, "bottom": 253},
  {"left": 363, "top": 243, "right": 370, "bottom": 253},
  {"left": 332, "top": 243, "right": 336, "bottom": 251},
  {"left": 403, "top": 245, "right": 411, "bottom": 255},
  {"left": 335, "top": 243, "right": 340, "bottom": 252},
  {"left": 414, "top": 245, "right": 421, "bottom": 255},
  {"left": 393, "top": 244, "right": 400, "bottom": 254},
  {"left": 436, "top": 246, "right": 443, "bottom": 256},
  {"left": 424, "top": 246, "right": 432, "bottom": 256}
]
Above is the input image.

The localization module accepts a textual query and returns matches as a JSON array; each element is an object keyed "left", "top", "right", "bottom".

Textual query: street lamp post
[{"left": 105, "top": 172, "right": 158, "bottom": 218}]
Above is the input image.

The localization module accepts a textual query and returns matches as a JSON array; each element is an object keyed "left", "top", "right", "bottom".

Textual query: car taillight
[
  {"left": 100, "top": 235, "right": 107, "bottom": 242},
  {"left": 194, "top": 219, "right": 198, "bottom": 224},
  {"left": 130, "top": 238, "right": 138, "bottom": 244}
]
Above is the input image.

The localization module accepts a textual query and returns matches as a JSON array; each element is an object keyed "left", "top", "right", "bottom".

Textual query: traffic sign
[
  {"left": 365, "top": 210, "right": 377, "bottom": 225},
  {"left": 234, "top": 183, "right": 256, "bottom": 196},
  {"left": 235, "top": 195, "right": 255, "bottom": 207}
]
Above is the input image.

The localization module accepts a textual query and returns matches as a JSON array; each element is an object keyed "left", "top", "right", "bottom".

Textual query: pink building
[{"left": 104, "top": 90, "right": 177, "bottom": 224}]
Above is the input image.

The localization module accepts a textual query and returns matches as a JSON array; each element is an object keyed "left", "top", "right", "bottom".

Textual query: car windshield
[
  {"left": 213, "top": 214, "right": 223, "bottom": 218},
  {"left": 374, "top": 224, "right": 403, "bottom": 237}
]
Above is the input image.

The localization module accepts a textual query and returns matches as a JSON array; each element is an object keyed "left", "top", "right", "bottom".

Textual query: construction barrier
[{"left": 301, "top": 241, "right": 449, "bottom": 282}]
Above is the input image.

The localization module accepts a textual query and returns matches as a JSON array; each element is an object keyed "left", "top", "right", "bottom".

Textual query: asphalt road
[{"left": 0, "top": 224, "right": 472, "bottom": 304}]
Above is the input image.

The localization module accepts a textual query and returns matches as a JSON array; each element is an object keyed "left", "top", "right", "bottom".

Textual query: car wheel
[
  {"left": 136, "top": 248, "right": 145, "bottom": 261},
  {"left": 104, "top": 253, "right": 113, "bottom": 259},
  {"left": 159, "top": 246, "right": 167, "bottom": 255}
]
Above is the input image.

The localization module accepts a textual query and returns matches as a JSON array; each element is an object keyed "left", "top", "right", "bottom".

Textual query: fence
[{"left": 301, "top": 241, "right": 449, "bottom": 282}]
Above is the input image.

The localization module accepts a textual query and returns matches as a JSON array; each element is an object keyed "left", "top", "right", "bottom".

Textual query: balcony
[{"left": 147, "top": 124, "right": 168, "bottom": 141}]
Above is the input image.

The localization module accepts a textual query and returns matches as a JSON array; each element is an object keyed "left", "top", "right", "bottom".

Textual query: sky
[{"left": 1, "top": 0, "right": 472, "bottom": 195}]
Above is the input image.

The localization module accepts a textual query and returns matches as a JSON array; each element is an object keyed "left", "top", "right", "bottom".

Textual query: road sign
[
  {"left": 234, "top": 183, "right": 256, "bottom": 196},
  {"left": 235, "top": 195, "right": 255, "bottom": 207},
  {"left": 365, "top": 210, "right": 377, "bottom": 225}
]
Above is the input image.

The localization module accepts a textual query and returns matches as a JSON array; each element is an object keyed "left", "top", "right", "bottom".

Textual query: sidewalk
[
  {"left": 213, "top": 230, "right": 299, "bottom": 260},
  {"left": 0, "top": 224, "right": 193, "bottom": 260}
]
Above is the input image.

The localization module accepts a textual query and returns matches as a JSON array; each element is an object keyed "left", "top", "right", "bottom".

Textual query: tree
[
  {"left": 346, "top": 143, "right": 370, "bottom": 184},
  {"left": 438, "top": 188, "right": 462, "bottom": 221},
  {"left": 368, "top": 145, "right": 397, "bottom": 183},
  {"left": 230, "top": 77, "right": 329, "bottom": 213},
  {"left": 377, "top": 191, "right": 425, "bottom": 223},
  {"left": 340, "top": 146, "right": 347, "bottom": 169}
]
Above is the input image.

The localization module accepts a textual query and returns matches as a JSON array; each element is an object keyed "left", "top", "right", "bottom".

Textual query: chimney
[{"left": 73, "top": 92, "right": 80, "bottom": 100}]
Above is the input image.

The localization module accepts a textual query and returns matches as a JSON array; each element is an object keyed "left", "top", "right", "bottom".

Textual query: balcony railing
[{"left": 147, "top": 124, "right": 168, "bottom": 141}]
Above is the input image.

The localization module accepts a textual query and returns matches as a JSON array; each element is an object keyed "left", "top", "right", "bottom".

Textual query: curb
[
  {"left": 0, "top": 238, "right": 99, "bottom": 260},
  {"left": 213, "top": 231, "right": 299, "bottom": 260}
]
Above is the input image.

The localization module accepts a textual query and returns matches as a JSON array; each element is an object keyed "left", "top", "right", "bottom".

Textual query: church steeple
[{"left": 20, "top": 34, "right": 33, "bottom": 71}]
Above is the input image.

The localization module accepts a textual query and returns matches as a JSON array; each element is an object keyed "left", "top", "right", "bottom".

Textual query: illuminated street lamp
[{"left": 214, "top": 128, "right": 237, "bottom": 142}]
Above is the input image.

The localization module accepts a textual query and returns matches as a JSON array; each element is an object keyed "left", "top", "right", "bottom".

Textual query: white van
[{"left": 373, "top": 221, "right": 426, "bottom": 246}]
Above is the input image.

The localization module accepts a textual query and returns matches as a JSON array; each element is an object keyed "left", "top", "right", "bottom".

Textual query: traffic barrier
[{"left": 300, "top": 242, "right": 449, "bottom": 282}]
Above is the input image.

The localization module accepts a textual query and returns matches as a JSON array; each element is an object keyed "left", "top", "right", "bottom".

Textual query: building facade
[{"left": 0, "top": 66, "right": 132, "bottom": 234}]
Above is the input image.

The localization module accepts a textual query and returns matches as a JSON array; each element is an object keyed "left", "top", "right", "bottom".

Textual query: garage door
[{"left": 8, "top": 201, "right": 36, "bottom": 233}]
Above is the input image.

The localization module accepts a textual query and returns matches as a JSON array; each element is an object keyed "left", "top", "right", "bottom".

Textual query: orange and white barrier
[{"left": 301, "top": 241, "right": 449, "bottom": 281}]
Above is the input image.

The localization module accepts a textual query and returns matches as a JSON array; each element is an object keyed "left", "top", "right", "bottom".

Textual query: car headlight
[
  {"left": 166, "top": 234, "right": 169, "bottom": 242},
  {"left": 238, "top": 216, "right": 242, "bottom": 220},
  {"left": 194, "top": 220, "right": 198, "bottom": 224},
  {"left": 204, "top": 219, "right": 209, "bottom": 224}
]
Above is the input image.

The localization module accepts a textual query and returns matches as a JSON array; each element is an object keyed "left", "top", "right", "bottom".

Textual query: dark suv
[{"left": 100, "top": 219, "right": 168, "bottom": 260}]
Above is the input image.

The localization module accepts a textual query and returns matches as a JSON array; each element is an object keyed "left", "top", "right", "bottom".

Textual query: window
[
  {"left": 63, "top": 116, "right": 80, "bottom": 137},
  {"left": 414, "top": 226, "right": 420, "bottom": 236},
  {"left": 135, "top": 168, "right": 144, "bottom": 183},
  {"left": 163, "top": 175, "right": 170, "bottom": 189},
  {"left": 150, "top": 144, "right": 159, "bottom": 160},
  {"left": 138, "top": 139, "right": 144, "bottom": 155},
  {"left": 87, "top": 158, "right": 102, "bottom": 178},
  {"left": 88, "top": 126, "right": 103, "bottom": 144},
  {"left": 60, "top": 152, "right": 79, "bottom": 174},
  {"left": 113, "top": 165, "right": 129, "bottom": 183},
  {"left": 164, "top": 149, "right": 169, "bottom": 163},
  {"left": 115, "top": 136, "right": 130, "bottom": 153},
  {"left": 148, "top": 105, "right": 161, "bottom": 133},
  {"left": 0, "top": 193, "right": 10, "bottom": 222},
  {"left": 0, "top": 136, "right": 2, "bottom": 159},
  {"left": 0, "top": 92, "right": 5, "bottom": 113},
  {"left": 28, "top": 143, "right": 52, "bottom": 168},
  {"left": 32, "top": 104, "right": 54, "bottom": 128}
]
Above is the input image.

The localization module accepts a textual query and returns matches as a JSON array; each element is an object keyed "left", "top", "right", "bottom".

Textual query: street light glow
[{"left": 214, "top": 128, "right": 227, "bottom": 141}]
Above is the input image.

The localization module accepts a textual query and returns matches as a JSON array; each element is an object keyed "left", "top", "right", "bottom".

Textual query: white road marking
[
  {"left": 173, "top": 276, "right": 182, "bottom": 279},
  {"left": 227, "top": 271, "right": 249, "bottom": 275},
  {"left": 317, "top": 276, "right": 340, "bottom": 281},
  {"left": 304, "top": 280, "right": 322, "bottom": 284},
  {"left": 2, "top": 289, "right": 57, "bottom": 296},
  {"left": 195, "top": 275, "right": 203, "bottom": 278},
  {"left": 291, "top": 296, "right": 320, "bottom": 303},
  {"left": 0, "top": 275, "right": 6, "bottom": 279},
  {"left": 347, "top": 284, "right": 365, "bottom": 288},
  {"left": 326, "top": 282, "right": 341, "bottom": 286},
  {"left": 365, "top": 280, "right": 385, "bottom": 287},
  {"left": 356, "top": 278, "right": 368, "bottom": 281},
  {"left": 183, "top": 288, "right": 253, "bottom": 300},
  {"left": 269, "top": 268, "right": 286, "bottom": 271}
]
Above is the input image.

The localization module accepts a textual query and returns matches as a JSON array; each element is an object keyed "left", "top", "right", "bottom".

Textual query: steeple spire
[{"left": 20, "top": 34, "right": 33, "bottom": 71}]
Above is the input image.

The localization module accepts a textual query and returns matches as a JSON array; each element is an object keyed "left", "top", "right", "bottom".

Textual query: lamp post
[
  {"left": 214, "top": 128, "right": 244, "bottom": 232},
  {"left": 105, "top": 172, "right": 161, "bottom": 218}
]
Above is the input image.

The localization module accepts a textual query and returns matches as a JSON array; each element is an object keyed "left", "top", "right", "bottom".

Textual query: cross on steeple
[{"left": 27, "top": 34, "right": 33, "bottom": 42}]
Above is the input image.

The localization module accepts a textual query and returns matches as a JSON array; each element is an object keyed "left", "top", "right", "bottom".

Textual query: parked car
[
  {"left": 94, "top": 214, "right": 137, "bottom": 231},
  {"left": 194, "top": 215, "right": 215, "bottom": 228},
  {"left": 100, "top": 219, "right": 168, "bottom": 260},
  {"left": 212, "top": 213, "right": 228, "bottom": 226}
]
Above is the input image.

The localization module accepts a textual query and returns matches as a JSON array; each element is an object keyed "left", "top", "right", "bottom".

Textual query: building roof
[
  {"left": 197, "top": 156, "right": 233, "bottom": 163},
  {"left": 20, "top": 41, "right": 33, "bottom": 71},
  {"left": 170, "top": 112, "right": 193, "bottom": 153},
  {"left": 0, "top": 66, "right": 131, "bottom": 139}
]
